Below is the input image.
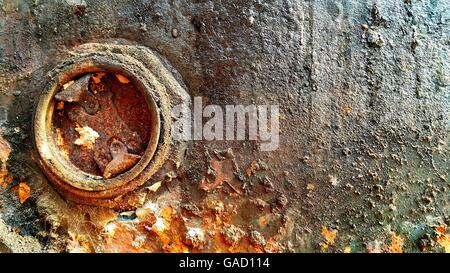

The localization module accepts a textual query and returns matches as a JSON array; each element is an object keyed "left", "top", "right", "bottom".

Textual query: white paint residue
[
  {"left": 153, "top": 218, "right": 165, "bottom": 232},
  {"left": 74, "top": 125, "right": 99, "bottom": 149},
  {"left": 104, "top": 222, "right": 117, "bottom": 236},
  {"left": 187, "top": 227, "right": 205, "bottom": 241}
]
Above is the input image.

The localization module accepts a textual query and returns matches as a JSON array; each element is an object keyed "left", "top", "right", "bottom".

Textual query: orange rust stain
[
  {"left": 161, "top": 206, "right": 173, "bottom": 220},
  {"left": 199, "top": 160, "right": 233, "bottom": 192},
  {"left": 253, "top": 245, "right": 265, "bottom": 253},
  {"left": 78, "top": 203, "right": 272, "bottom": 253},
  {"left": 56, "top": 101, "right": 64, "bottom": 110},
  {"left": 195, "top": 197, "right": 266, "bottom": 253},
  {"left": 66, "top": 193, "right": 277, "bottom": 253},
  {"left": 125, "top": 192, "right": 146, "bottom": 208},
  {"left": 11, "top": 182, "right": 31, "bottom": 204},
  {"left": 102, "top": 224, "right": 139, "bottom": 253},
  {"left": 263, "top": 238, "right": 281, "bottom": 253},
  {"left": 152, "top": 207, "right": 189, "bottom": 253},
  {"left": 387, "top": 232, "right": 404, "bottom": 253},
  {"left": 135, "top": 208, "right": 156, "bottom": 223},
  {"left": 306, "top": 183, "right": 315, "bottom": 191},
  {"left": 342, "top": 105, "right": 353, "bottom": 115},
  {"left": 258, "top": 216, "right": 267, "bottom": 227},
  {"left": 115, "top": 74, "right": 130, "bottom": 84},
  {"left": 227, "top": 243, "right": 253, "bottom": 253},
  {"left": 321, "top": 226, "right": 337, "bottom": 246},
  {"left": 102, "top": 205, "right": 191, "bottom": 253},
  {"left": 0, "top": 170, "right": 13, "bottom": 189},
  {"left": 435, "top": 226, "right": 450, "bottom": 253},
  {"left": 92, "top": 72, "right": 106, "bottom": 84},
  {"left": 245, "top": 160, "right": 259, "bottom": 177}
]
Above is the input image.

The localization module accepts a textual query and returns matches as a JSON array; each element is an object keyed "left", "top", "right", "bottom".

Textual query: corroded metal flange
[{"left": 33, "top": 43, "right": 190, "bottom": 208}]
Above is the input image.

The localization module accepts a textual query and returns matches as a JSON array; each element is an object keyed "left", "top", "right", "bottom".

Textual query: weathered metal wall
[{"left": 0, "top": 0, "right": 448, "bottom": 252}]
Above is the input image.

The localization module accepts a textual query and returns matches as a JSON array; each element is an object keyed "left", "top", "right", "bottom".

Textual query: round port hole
[
  {"left": 34, "top": 59, "right": 160, "bottom": 194},
  {"left": 33, "top": 43, "right": 189, "bottom": 208}
]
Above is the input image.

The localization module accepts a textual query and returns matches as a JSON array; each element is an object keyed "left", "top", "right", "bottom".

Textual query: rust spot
[
  {"left": 92, "top": 72, "right": 106, "bottom": 84},
  {"left": 11, "top": 182, "right": 31, "bottom": 204},
  {"left": 436, "top": 226, "right": 450, "bottom": 253},
  {"left": 245, "top": 160, "right": 259, "bottom": 177},
  {"left": 321, "top": 226, "right": 337, "bottom": 249},
  {"left": 115, "top": 74, "right": 130, "bottom": 84},
  {"left": 342, "top": 104, "right": 352, "bottom": 115},
  {"left": 245, "top": 160, "right": 267, "bottom": 177},
  {"left": 0, "top": 173, "right": 13, "bottom": 189},
  {"left": 67, "top": 232, "right": 93, "bottom": 253},
  {"left": 199, "top": 160, "right": 229, "bottom": 192},
  {"left": 387, "top": 232, "right": 404, "bottom": 253},
  {"left": 263, "top": 238, "right": 281, "bottom": 253}
]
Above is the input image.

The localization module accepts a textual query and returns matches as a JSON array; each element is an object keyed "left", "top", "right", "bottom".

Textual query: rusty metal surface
[{"left": 0, "top": 0, "right": 449, "bottom": 253}]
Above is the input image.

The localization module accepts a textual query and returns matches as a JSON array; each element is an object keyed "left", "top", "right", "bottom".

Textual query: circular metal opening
[
  {"left": 35, "top": 60, "right": 160, "bottom": 193},
  {"left": 34, "top": 43, "right": 190, "bottom": 208}
]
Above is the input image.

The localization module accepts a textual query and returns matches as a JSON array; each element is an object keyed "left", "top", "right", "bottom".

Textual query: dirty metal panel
[{"left": 0, "top": 0, "right": 449, "bottom": 254}]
